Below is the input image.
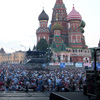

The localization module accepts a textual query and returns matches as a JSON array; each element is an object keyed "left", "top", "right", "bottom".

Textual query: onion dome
[
  {"left": 52, "top": 22, "right": 63, "bottom": 31},
  {"left": 80, "top": 27, "right": 84, "bottom": 33},
  {"left": 67, "top": 5, "right": 82, "bottom": 21},
  {"left": 80, "top": 20, "right": 85, "bottom": 28},
  {"left": 38, "top": 10, "right": 49, "bottom": 21}
]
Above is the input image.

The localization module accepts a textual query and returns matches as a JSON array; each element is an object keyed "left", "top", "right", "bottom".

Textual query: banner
[
  {"left": 42, "top": 64, "right": 46, "bottom": 67},
  {"left": 49, "top": 63, "right": 73, "bottom": 66},
  {"left": 60, "top": 63, "right": 65, "bottom": 68},
  {"left": 65, "top": 62, "right": 74, "bottom": 66},
  {"left": 49, "top": 63, "right": 60, "bottom": 65},
  {"left": 83, "top": 63, "right": 92, "bottom": 67},
  {"left": 53, "top": 63, "right": 60, "bottom": 65},
  {"left": 93, "top": 63, "right": 100, "bottom": 70},
  {"left": 49, "top": 63, "right": 53, "bottom": 65},
  {"left": 97, "top": 63, "right": 100, "bottom": 69},
  {"left": 75, "top": 63, "right": 83, "bottom": 67}
]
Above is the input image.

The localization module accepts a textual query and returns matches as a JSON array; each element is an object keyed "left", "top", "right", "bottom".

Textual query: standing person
[
  {"left": 41, "top": 84, "right": 44, "bottom": 92},
  {"left": 72, "top": 83, "right": 76, "bottom": 91},
  {"left": 79, "top": 78, "right": 82, "bottom": 91},
  {"left": 25, "top": 84, "right": 29, "bottom": 92},
  {"left": 6, "top": 78, "right": 11, "bottom": 91}
]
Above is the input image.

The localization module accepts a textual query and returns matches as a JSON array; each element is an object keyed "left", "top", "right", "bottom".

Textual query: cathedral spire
[
  {"left": 54, "top": 0, "right": 66, "bottom": 9},
  {"left": 56, "top": 0, "right": 63, "bottom": 5},
  {"left": 52, "top": 0, "right": 67, "bottom": 22},
  {"left": 73, "top": 4, "right": 74, "bottom": 8}
]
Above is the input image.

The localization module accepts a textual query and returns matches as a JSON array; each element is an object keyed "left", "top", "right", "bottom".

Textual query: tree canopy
[{"left": 36, "top": 38, "right": 48, "bottom": 52}]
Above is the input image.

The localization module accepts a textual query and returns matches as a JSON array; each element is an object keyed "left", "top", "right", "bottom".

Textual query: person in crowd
[{"left": 0, "top": 64, "right": 86, "bottom": 92}]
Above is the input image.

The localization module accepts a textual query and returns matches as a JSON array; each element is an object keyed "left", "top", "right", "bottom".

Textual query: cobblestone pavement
[{"left": 0, "top": 92, "right": 50, "bottom": 100}]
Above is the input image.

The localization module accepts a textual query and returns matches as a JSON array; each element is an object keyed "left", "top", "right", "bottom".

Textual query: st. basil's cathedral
[{"left": 36, "top": 0, "right": 91, "bottom": 63}]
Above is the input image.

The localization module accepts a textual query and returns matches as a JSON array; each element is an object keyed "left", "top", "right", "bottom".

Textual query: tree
[
  {"left": 36, "top": 38, "right": 48, "bottom": 52},
  {"left": 33, "top": 45, "right": 36, "bottom": 51}
]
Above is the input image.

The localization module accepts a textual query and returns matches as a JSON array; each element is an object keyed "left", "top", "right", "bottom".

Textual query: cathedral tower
[
  {"left": 35, "top": 1, "right": 91, "bottom": 63},
  {"left": 50, "top": 0, "right": 68, "bottom": 46},
  {"left": 52, "top": 22, "right": 63, "bottom": 49},
  {"left": 36, "top": 9, "right": 50, "bottom": 44},
  {"left": 67, "top": 5, "right": 87, "bottom": 49}
]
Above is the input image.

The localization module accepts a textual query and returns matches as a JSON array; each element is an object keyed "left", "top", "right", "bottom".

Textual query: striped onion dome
[
  {"left": 67, "top": 6, "right": 82, "bottom": 21},
  {"left": 38, "top": 10, "right": 49, "bottom": 21}
]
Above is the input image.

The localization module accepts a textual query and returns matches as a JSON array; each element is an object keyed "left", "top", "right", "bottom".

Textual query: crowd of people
[{"left": 0, "top": 64, "right": 86, "bottom": 92}]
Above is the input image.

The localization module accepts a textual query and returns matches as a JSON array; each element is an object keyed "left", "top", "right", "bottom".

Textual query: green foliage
[
  {"left": 36, "top": 38, "right": 48, "bottom": 52},
  {"left": 80, "top": 27, "right": 84, "bottom": 33},
  {"left": 33, "top": 45, "right": 36, "bottom": 50},
  {"left": 81, "top": 20, "right": 86, "bottom": 28},
  {"left": 79, "top": 20, "right": 86, "bottom": 33}
]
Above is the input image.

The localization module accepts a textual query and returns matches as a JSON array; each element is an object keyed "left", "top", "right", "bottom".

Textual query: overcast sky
[{"left": 0, "top": 0, "right": 100, "bottom": 53}]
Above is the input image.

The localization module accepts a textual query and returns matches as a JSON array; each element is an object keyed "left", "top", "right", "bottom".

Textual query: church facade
[{"left": 36, "top": 0, "right": 91, "bottom": 63}]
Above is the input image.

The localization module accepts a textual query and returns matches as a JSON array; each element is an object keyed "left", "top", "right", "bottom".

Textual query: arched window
[
  {"left": 76, "top": 23, "right": 78, "bottom": 28},
  {"left": 73, "top": 23, "right": 75, "bottom": 28},
  {"left": 68, "top": 23, "right": 70, "bottom": 29}
]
